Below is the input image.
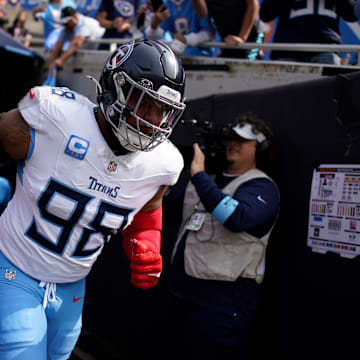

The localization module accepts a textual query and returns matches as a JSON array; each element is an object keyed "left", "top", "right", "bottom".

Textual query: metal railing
[{"left": 23, "top": 36, "right": 360, "bottom": 65}]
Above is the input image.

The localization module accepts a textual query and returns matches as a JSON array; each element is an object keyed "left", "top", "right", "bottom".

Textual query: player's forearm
[
  {"left": 0, "top": 114, "right": 10, "bottom": 161},
  {"left": 0, "top": 109, "right": 30, "bottom": 160},
  {"left": 140, "top": 185, "right": 168, "bottom": 213}
]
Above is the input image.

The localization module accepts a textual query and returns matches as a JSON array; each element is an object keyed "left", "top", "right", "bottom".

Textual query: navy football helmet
[{"left": 91, "top": 39, "right": 186, "bottom": 152}]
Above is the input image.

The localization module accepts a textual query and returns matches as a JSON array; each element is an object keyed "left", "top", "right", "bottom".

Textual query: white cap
[
  {"left": 232, "top": 123, "right": 266, "bottom": 143},
  {"left": 59, "top": 16, "right": 72, "bottom": 24}
]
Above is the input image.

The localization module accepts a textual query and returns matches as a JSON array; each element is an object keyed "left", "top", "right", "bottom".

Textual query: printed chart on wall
[{"left": 307, "top": 164, "right": 360, "bottom": 259}]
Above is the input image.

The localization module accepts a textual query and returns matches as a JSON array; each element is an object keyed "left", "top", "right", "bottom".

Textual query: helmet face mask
[{"left": 97, "top": 40, "right": 186, "bottom": 152}]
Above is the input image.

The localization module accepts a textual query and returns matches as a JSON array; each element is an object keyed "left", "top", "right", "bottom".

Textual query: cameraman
[{"left": 167, "top": 112, "right": 280, "bottom": 360}]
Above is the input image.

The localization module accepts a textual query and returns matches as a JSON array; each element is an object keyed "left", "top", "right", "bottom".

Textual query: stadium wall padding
[{"left": 166, "top": 70, "right": 360, "bottom": 360}]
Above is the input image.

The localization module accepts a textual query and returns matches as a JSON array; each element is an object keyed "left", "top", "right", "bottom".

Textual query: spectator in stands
[
  {"left": 96, "top": 0, "right": 146, "bottom": 50},
  {"left": 7, "top": 10, "right": 32, "bottom": 47},
  {"left": 145, "top": 0, "right": 216, "bottom": 57},
  {"left": 7, "top": 0, "right": 21, "bottom": 7},
  {"left": 32, "top": 0, "right": 76, "bottom": 49},
  {"left": 260, "top": 0, "right": 357, "bottom": 65},
  {"left": 48, "top": 6, "right": 105, "bottom": 71},
  {"left": 76, "top": 0, "right": 102, "bottom": 18},
  {"left": 167, "top": 112, "right": 280, "bottom": 360},
  {"left": 192, "top": 0, "right": 263, "bottom": 59}
]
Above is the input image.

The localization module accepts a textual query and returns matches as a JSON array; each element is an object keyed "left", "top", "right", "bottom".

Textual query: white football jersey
[{"left": 0, "top": 86, "right": 183, "bottom": 283}]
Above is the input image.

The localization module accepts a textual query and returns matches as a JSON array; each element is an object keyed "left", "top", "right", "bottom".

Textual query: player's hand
[
  {"left": 190, "top": 143, "right": 205, "bottom": 176},
  {"left": 129, "top": 239, "right": 162, "bottom": 290}
]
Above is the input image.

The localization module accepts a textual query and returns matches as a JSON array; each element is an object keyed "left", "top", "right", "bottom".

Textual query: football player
[{"left": 0, "top": 39, "right": 185, "bottom": 359}]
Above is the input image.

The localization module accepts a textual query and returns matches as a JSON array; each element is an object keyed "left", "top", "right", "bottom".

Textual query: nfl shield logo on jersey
[
  {"left": 107, "top": 160, "right": 118, "bottom": 173},
  {"left": 5, "top": 268, "right": 16, "bottom": 280}
]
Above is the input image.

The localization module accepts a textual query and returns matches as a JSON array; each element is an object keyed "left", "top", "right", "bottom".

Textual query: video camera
[{"left": 180, "top": 118, "right": 233, "bottom": 174}]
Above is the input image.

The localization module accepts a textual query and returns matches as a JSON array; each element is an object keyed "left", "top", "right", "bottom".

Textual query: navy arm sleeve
[
  {"left": 191, "top": 171, "right": 280, "bottom": 237},
  {"left": 191, "top": 171, "right": 228, "bottom": 211},
  {"left": 225, "top": 178, "right": 279, "bottom": 237}
]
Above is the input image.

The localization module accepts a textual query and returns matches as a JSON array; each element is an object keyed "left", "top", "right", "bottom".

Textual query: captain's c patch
[{"left": 65, "top": 135, "right": 89, "bottom": 160}]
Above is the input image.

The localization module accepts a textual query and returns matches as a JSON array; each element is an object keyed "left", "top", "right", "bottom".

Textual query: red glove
[
  {"left": 128, "top": 239, "right": 162, "bottom": 290},
  {"left": 122, "top": 207, "right": 163, "bottom": 290}
]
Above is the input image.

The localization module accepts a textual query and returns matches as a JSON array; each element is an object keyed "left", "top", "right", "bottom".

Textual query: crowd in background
[{"left": 1, "top": 0, "right": 360, "bottom": 65}]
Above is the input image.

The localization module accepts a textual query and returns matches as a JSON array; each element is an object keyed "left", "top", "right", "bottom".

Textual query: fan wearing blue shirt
[
  {"left": 32, "top": 0, "right": 77, "bottom": 49},
  {"left": 145, "top": 0, "right": 216, "bottom": 57}
]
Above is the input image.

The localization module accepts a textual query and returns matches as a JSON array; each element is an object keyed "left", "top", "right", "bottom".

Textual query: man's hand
[
  {"left": 224, "top": 34, "right": 245, "bottom": 45},
  {"left": 129, "top": 239, "right": 162, "bottom": 290},
  {"left": 190, "top": 143, "right": 205, "bottom": 176},
  {"left": 53, "top": 58, "right": 65, "bottom": 69},
  {"left": 147, "top": 0, "right": 170, "bottom": 28},
  {"left": 113, "top": 17, "right": 130, "bottom": 32},
  {"left": 137, "top": 4, "right": 147, "bottom": 14}
]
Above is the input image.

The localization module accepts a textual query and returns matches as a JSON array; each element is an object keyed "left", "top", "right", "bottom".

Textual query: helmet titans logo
[{"left": 106, "top": 42, "right": 134, "bottom": 70}]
